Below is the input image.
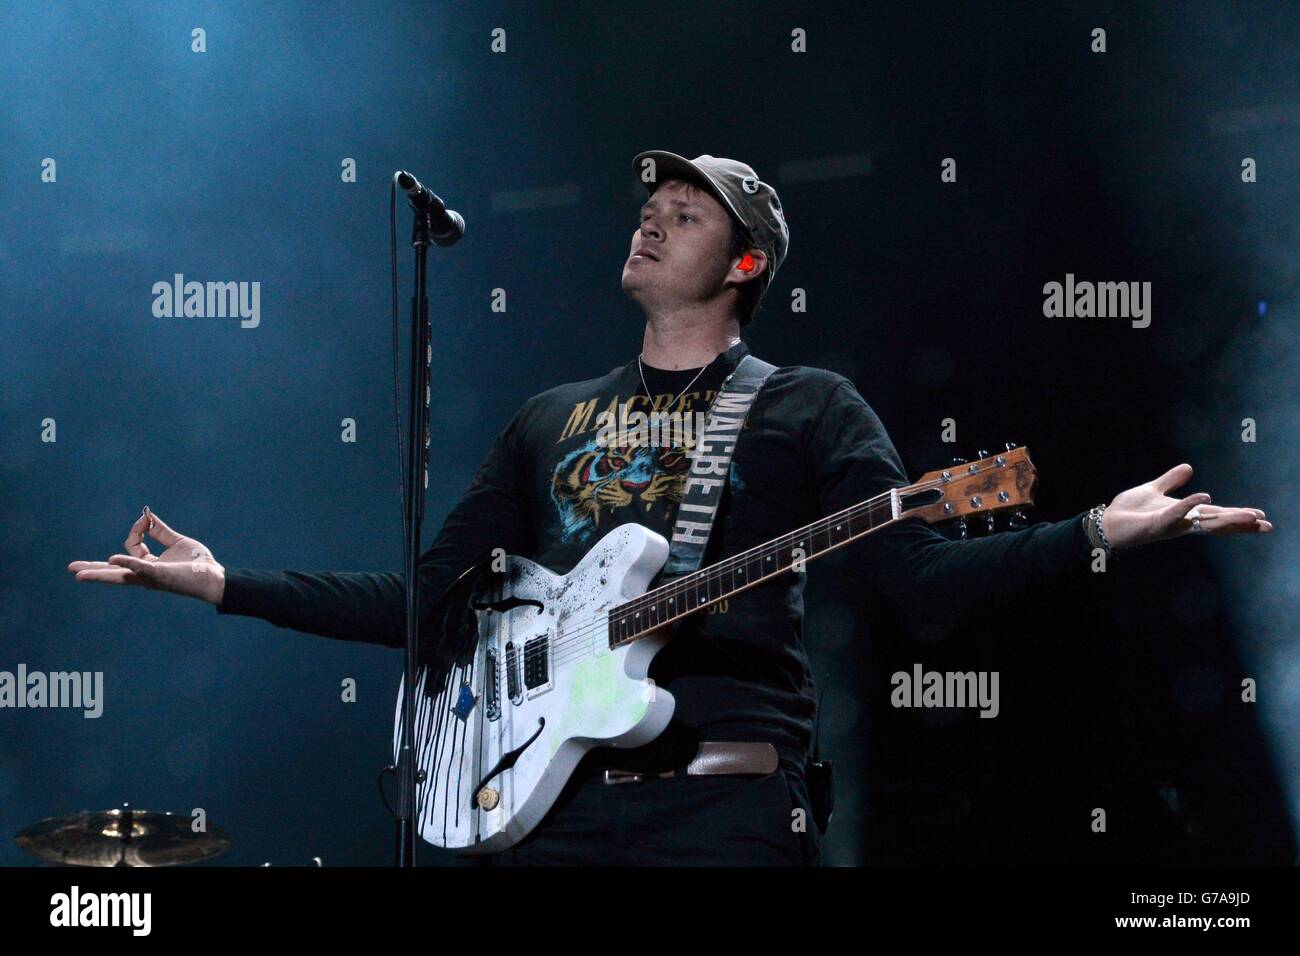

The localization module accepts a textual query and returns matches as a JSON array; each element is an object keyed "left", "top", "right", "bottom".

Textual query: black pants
[{"left": 446, "top": 764, "right": 822, "bottom": 867}]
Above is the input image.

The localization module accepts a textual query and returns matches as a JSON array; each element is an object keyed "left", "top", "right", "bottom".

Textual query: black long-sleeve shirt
[{"left": 217, "top": 340, "right": 1094, "bottom": 769}]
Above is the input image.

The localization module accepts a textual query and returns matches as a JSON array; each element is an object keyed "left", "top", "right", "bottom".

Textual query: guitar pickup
[{"left": 523, "top": 631, "right": 554, "bottom": 698}]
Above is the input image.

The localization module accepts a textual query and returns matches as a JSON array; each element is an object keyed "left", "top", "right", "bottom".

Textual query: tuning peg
[
  {"left": 986, "top": 513, "right": 996, "bottom": 534},
  {"left": 950, "top": 456, "right": 967, "bottom": 467},
  {"left": 955, "top": 516, "right": 968, "bottom": 540},
  {"left": 976, "top": 449, "right": 990, "bottom": 460},
  {"left": 1009, "top": 510, "right": 1030, "bottom": 530},
  {"left": 1004, "top": 441, "right": 1018, "bottom": 451}
]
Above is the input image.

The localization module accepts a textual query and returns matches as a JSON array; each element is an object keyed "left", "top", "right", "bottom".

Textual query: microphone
[{"left": 395, "top": 170, "right": 465, "bottom": 246}]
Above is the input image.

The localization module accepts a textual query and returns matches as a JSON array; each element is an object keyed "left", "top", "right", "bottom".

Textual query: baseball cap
[{"left": 632, "top": 150, "right": 789, "bottom": 295}]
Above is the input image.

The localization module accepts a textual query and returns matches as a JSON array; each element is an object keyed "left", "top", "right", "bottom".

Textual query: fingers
[
  {"left": 104, "top": 554, "right": 161, "bottom": 588},
  {"left": 69, "top": 552, "right": 168, "bottom": 588},
  {"left": 124, "top": 508, "right": 153, "bottom": 558},
  {"left": 1180, "top": 504, "right": 1274, "bottom": 537},
  {"left": 69, "top": 556, "right": 157, "bottom": 573},
  {"left": 73, "top": 566, "right": 144, "bottom": 586},
  {"left": 68, "top": 560, "right": 117, "bottom": 572},
  {"left": 1204, "top": 508, "right": 1274, "bottom": 536},
  {"left": 1192, "top": 504, "right": 1267, "bottom": 520},
  {"left": 1167, "top": 492, "right": 1211, "bottom": 521},
  {"left": 71, "top": 554, "right": 155, "bottom": 587},
  {"left": 1152, "top": 463, "right": 1194, "bottom": 494},
  {"left": 144, "top": 510, "right": 183, "bottom": 548}
]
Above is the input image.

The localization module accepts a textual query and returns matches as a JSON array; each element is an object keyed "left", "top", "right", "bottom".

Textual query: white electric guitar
[{"left": 394, "top": 446, "right": 1037, "bottom": 852}]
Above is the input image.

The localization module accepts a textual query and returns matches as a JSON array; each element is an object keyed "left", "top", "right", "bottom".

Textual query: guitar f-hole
[
  {"left": 469, "top": 717, "right": 546, "bottom": 811},
  {"left": 471, "top": 595, "right": 544, "bottom": 614}
]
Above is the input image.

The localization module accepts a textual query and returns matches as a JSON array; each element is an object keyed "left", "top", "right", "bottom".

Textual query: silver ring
[{"left": 1188, "top": 507, "right": 1204, "bottom": 533}]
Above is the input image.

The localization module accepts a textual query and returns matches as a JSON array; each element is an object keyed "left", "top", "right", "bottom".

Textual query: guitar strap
[{"left": 662, "top": 353, "right": 778, "bottom": 579}]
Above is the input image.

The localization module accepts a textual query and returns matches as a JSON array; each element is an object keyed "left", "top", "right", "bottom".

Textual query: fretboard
[{"left": 607, "top": 487, "right": 902, "bottom": 647}]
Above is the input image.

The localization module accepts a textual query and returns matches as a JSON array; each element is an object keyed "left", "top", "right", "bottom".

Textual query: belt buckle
[{"left": 602, "top": 769, "right": 645, "bottom": 785}]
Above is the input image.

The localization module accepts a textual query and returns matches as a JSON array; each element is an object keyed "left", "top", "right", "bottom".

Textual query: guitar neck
[
  {"left": 604, "top": 445, "right": 1038, "bottom": 648},
  {"left": 606, "top": 487, "right": 903, "bottom": 648}
]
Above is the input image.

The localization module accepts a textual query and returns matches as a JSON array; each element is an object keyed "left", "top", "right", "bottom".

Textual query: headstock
[{"left": 899, "top": 443, "right": 1037, "bottom": 534}]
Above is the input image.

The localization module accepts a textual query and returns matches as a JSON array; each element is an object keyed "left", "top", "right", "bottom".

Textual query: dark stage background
[{"left": 2, "top": 0, "right": 1296, "bottom": 866}]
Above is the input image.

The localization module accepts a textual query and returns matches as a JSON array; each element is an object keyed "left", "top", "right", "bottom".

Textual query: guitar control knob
[{"left": 477, "top": 788, "right": 500, "bottom": 811}]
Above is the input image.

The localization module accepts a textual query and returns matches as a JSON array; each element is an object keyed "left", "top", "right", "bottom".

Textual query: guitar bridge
[
  {"left": 484, "top": 647, "right": 500, "bottom": 721},
  {"left": 505, "top": 641, "right": 522, "bottom": 705}
]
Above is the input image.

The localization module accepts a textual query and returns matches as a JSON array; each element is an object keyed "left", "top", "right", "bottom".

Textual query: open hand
[
  {"left": 67, "top": 507, "right": 226, "bottom": 605},
  {"left": 1101, "top": 464, "right": 1273, "bottom": 551}
]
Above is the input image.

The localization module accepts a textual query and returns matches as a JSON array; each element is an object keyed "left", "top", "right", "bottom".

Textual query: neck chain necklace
[{"left": 637, "top": 354, "right": 709, "bottom": 411}]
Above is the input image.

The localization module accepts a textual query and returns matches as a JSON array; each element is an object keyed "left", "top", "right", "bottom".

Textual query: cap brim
[{"left": 632, "top": 150, "right": 752, "bottom": 231}]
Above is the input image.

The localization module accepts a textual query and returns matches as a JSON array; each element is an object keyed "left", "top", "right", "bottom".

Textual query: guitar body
[{"left": 393, "top": 523, "right": 676, "bottom": 853}]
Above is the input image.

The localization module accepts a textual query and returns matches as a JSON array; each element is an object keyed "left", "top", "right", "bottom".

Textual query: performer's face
[{"left": 621, "top": 179, "right": 738, "bottom": 312}]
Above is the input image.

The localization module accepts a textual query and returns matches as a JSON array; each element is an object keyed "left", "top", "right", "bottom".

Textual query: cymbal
[{"left": 15, "top": 808, "right": 232, "bottom": 867}]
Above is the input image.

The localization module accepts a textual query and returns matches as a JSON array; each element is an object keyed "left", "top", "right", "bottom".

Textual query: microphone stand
[{"left": 396, "top": 205, "right": 433, "bottom": 867}]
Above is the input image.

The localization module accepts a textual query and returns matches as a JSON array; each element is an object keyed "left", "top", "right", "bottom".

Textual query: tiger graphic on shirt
[
  {"left": 549, "top": 391, "right": 745, "bottom": 543},
  {"left": 551, "top": 442, "right": 754, "bottom": 546},
  {"left": 549, "top": 439, "right": 692, "bottom": 542}
]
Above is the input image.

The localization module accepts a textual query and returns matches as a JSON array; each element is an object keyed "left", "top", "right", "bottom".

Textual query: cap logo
[{"left": 741, "top": 175, "right": 759, "bottom": 194}]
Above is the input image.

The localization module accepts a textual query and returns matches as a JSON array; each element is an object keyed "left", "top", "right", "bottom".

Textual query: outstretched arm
[
  {"left": 1098, "top": 462, "right": 1269, "bottom": 549},
  {"left": 214, "top": 411, "right": 534, "bottom": 647},
  {"left": 807, "top": 379, "right": 1270, "bottom": 636},
  {"left": 69, "top": 407, "right": 534, "bottom": 649}
]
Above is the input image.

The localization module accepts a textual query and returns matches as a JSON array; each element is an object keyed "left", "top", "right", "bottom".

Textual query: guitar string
[
  {"left": 515, "top": 465, "right": 1018, "bottom": 672},
  {"left": 443, "top": 496, "right": 892, "bottom": 699},
  {"left": 539, "top": 494, "right": 900, "bottom": 670},
  {"left": 509, "top": 463, "right": 1018, "bottom": 672}
]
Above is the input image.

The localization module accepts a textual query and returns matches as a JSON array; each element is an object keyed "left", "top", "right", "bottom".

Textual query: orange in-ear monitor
[{"left": 738, "top": 253, "right": 756, "bottom": 272}]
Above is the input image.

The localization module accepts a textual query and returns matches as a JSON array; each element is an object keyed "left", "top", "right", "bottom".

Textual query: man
[{"left": 69, "top": 150, "right": 1272, "bottom": 866}]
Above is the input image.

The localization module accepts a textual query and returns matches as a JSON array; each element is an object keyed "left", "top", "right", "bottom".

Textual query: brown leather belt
[{"left": 599, "top": 741, "right": 779, "bottom": 785}]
